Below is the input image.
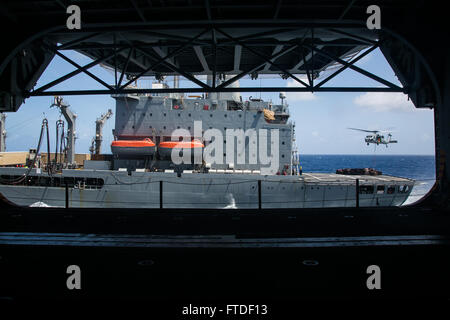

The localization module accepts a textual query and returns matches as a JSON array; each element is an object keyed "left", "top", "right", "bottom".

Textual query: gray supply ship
[{"left": 0, "top": 82, "right": 414, "bottom": 208}]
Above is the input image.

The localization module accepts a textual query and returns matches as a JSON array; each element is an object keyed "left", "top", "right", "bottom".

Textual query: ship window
[
  {"left": 178, "top": 114, "right": 181, "bottom": 117},
  {"left": 399, "top": 185, "right": 410, "bottom": 193},
  {"left": 188, "top": 113, "right": 191, "bottom": 117},
  {"left": 150, "top": 113, "right": 152, "bottom": 116},
  {"left": 359, "top": 185, "right": 374, "bottom": 194},
  {"left": 224, "top": 114, "right": 227, "bottom": 118},
  {"left": 281, "top": 155, "right": 285, "bottom": 158},
  {"left": 387, "top": 186, "right": 396, "bottom": 194},
  {"left": 239, "top": 114, "right": 242, "bottom": 118},
  {"left": 210, "top": 114, "right": 213, "bottom": 117},
  {"left": 282, "top": 141, "right": 285, "bottom": 145},
  {"left": 376, "top": 185, "right": 385, "bottom": 194},
  {"left": 164, "top": 113, "right": 166, "bottom": 116}
]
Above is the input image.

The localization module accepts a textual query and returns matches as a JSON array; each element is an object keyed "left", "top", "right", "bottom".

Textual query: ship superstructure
[{"left": 110, "top": 83, "right": 293, "bottom": 176}]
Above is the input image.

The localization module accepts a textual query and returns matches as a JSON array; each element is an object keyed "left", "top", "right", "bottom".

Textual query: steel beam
[
  {"left": 315, "top": 44, "right": 378, "bottom": 88},
  {"left": 28, "top": 87, "right": 406, "bottom": 97},
  {"left": 32, "top": 47, "right": 127, "bottom": 94},
  {"left": 306, "top": 44, "right": 403, "bottom": 90},
  {"left": 119, "top": 28, "right": 210, "bottom": 89},
  {"left": 194, "top": 46, "right": 210, "bottom": 72},
  {"left": 57, "top": 32, "right": 104, "bottom": 50},
  {"left": 53, "top": 50, "right": 114, "bottom": 90},
  {"left": 216, "top": 44, "right": 300, "bottom": 89},
  {"left": 118, "top": 48, "right": 134, "bottom": 87},
  {"left": 216, "top": 28, "right": 309, "bottom": 88}
]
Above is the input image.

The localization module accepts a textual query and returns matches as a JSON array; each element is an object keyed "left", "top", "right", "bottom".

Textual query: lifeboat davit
[
  {"left": 158, "top": 139, "right": 204, "bottom": 160},
  {"left": 111, "top": 138, "right": 156, "bottom": 157}
]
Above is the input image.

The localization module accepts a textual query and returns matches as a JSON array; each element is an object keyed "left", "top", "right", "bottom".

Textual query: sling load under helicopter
[{"left": 348, "top": 128, "right": 398, "bottom": 147}]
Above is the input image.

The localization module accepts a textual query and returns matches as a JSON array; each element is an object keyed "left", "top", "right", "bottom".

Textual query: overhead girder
[
  {"left": 0, "top": 2, "right": 438, "bottom": 113},
  {"left": 0, "top": 9, "right": 437, "bottom": 113}
]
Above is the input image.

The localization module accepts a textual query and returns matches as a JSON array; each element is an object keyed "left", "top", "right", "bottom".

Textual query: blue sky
[{"left": 3, "top": 48, "right": 435, "bottom": 155}]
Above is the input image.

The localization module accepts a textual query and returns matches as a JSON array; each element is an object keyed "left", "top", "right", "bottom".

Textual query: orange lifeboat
[
  {"left": 158, "top": 139, "right": 204, "bottom": 160},
  {"left": 111, "top": 138, "right": 156, "bottom": 157}
]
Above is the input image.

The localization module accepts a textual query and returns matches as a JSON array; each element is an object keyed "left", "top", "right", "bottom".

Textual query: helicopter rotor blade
[{"left": 347, "top": 128, "right": 379, "bottom": 133}]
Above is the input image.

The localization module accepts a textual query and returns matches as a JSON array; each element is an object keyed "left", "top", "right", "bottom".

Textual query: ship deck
[{"left": 300, "top": 173, "right": 413, "bottom": 184}]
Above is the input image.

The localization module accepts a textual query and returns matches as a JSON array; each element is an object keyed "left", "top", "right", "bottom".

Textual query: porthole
[{"left": 210, "top": 114, "right": 213, "bottom": 117}]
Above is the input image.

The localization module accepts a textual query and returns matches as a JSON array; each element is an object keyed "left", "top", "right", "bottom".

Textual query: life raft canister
[
  {"left": 111, "top": 138, "right": 156, "bottom": 157},
  {"left": 158, "top": 139, "right": 204, "bottom": 160}
]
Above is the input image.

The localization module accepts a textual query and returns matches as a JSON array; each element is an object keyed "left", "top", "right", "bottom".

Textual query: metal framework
[{"left": 25, "top": 25, "right": 406, "bottom": 97}]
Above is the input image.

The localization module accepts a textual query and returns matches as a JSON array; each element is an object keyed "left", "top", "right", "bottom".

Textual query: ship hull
[{"left": 0, "top": 168, "right": 414, "bottom": 209}]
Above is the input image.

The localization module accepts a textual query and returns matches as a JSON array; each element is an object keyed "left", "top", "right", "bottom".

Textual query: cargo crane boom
[
  {"left": 50, "top": 96, "right": 76, "bottom": 166},
  {"left": 0, "top": 113, "right": 6, "bottom": 152},
  {"left": 90, "top": 109, "right": 113, "bottom": 155}
]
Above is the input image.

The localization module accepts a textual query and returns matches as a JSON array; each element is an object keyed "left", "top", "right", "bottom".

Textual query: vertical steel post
[
  {"left": 258, "top": 180, "right": 262, "bottom": 210},
  {"left": 356, "top": 178, "right": 360, "bottom": 208},
  {"left": 65, "top": 183, "right": 69, "bottom": 209},
  {"left": 160, "top": 180, "right": 163, "bottom": 209}
]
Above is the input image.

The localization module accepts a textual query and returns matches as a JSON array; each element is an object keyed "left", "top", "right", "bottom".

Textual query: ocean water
[{"left": 299, "top": 155, "right": 436, "bottom": 205}]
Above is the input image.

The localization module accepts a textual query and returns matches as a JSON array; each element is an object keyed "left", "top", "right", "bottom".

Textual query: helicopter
[{"left": 348, "top": 128, "right": 398, "bottom": 147}]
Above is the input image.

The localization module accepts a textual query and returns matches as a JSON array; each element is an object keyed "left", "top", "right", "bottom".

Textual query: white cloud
[
  {"left": 285, "top": 78, "right": 317, "bottom": 101},
  {"left": 353, "top": 92, "right": 414, "bottom": 112}
]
